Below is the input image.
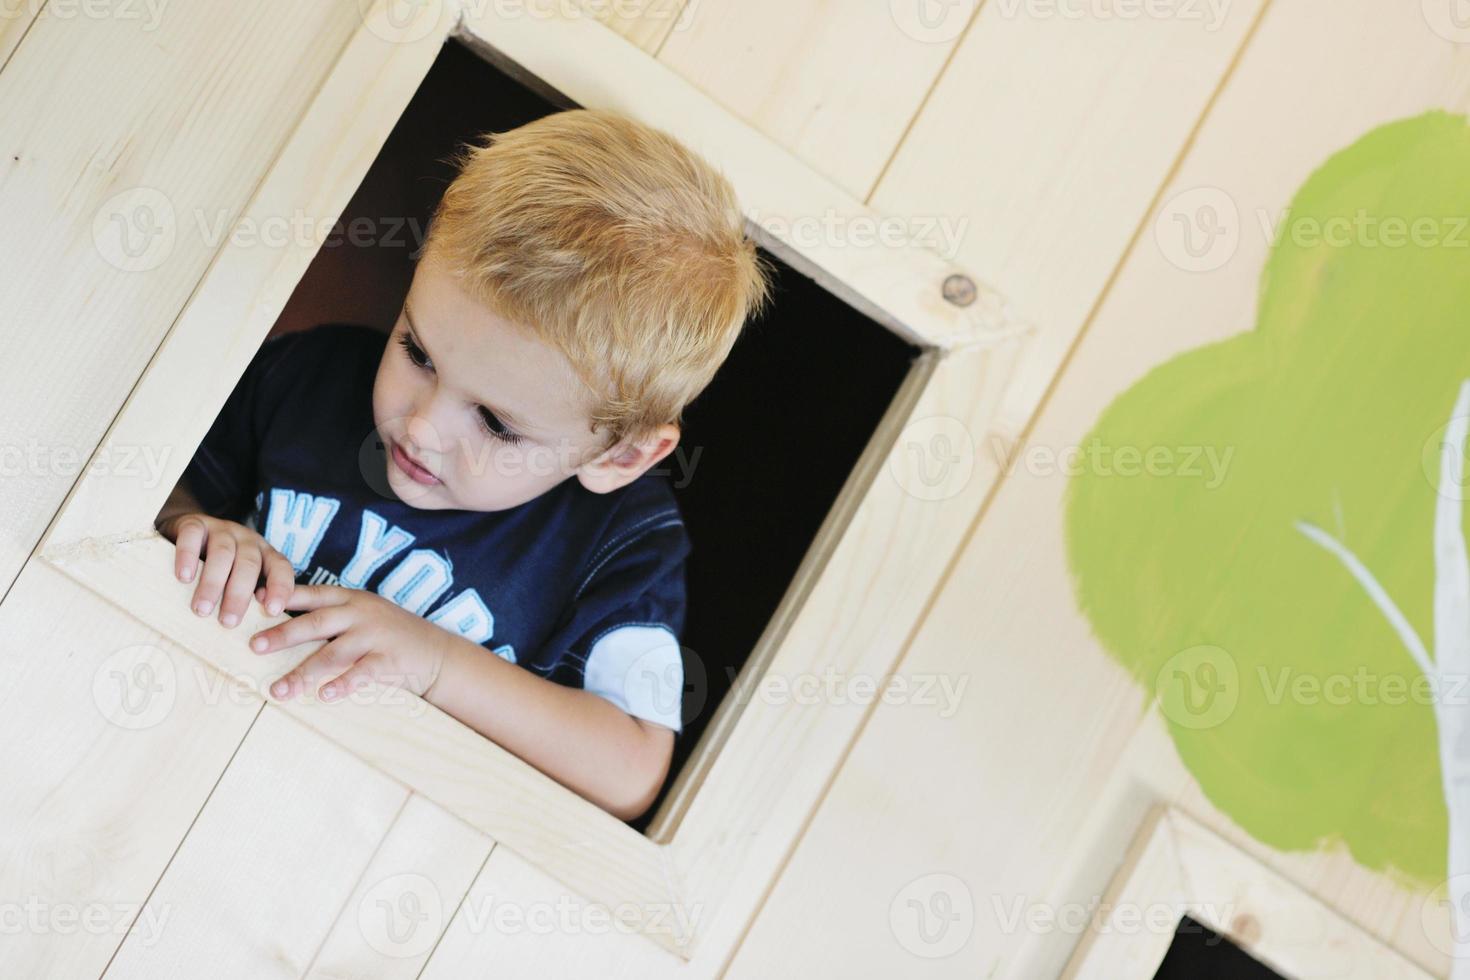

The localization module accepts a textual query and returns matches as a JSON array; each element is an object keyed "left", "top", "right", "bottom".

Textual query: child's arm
[
  {"left": 424, "top": 634, "right": 674, "bottom": 822},
  {"left": 252, "top": 583, "right": 677, "bottom": 823}
]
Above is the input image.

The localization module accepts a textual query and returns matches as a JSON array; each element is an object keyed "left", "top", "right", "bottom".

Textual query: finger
[
  {"left": 269, "top": 636, "right": 363, "bottom": 701},
  {"left": 217, "top": 548, "right": 262, "bottom": 628},
  {"left": 173, "top": 516, "right": 206, "bottom": 584},
  {"left": 281, "top": 583, "right": 351, "bottom": 611},
  {"left": 320, "top": 656, "right": 380, "bottom": 703},
  {"left": 249, "top": 604, "right": 352, "bottom": 656},
  {"left": 192, "top": 531, "right": 236, "bottom": 618},
  {"left": 260, "top": 552, "right": 296, "bottom": 617}
]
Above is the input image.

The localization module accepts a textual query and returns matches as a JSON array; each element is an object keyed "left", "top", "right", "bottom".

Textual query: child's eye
[
  {"left": 478, "top": 407, "right": 524, "bottom": 445},
  {"left": 397, "top": 332, "right": 431, "bottom": 370},
  {"left": 400, "top": 331, "right": 524, "bottom": 446}
]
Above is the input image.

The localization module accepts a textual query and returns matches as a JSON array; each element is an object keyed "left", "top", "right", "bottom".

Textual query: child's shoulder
[{"left": 566, "top": 469, "right": 690, "bottom": 568}]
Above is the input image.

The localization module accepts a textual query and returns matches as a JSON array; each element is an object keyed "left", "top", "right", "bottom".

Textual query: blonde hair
[{"left": 421, "top": 107, "right": 775, "bottom": 451}]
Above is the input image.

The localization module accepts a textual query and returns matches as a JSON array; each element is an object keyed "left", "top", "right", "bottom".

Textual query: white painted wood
[
  {"left": 0, "top": 2, "right": 39, "bottom": 67},
  {"left": 0, "top": 561, "right": 259, "bottom": 977},
  {"left": 102, "top": 708, "right": 406, "bottom": 979},
  {"left": 44, "top": 533, "right": 689, "bottom": 956},
  {"left": 656, "top": 0, "right": 973, "bottom": 199},
  {"left": 0, "top": 0, "right": 364, "bottom": 592},
  {"left": 454, "top": 0, "right": 1027, "bottom": 353},
  {"left": 1064, "top": 808, "right": 1434, "bottom": 980},
  {"left": 729, "top": 2, "right": 1470, "bottom": 977},
  {"left": 572, "top": 0, "right": 690, "bottom": 55},
  {"left": 40, "top": 0, "right": 451, "bottom": 551},
  {"left": 421, "top": 846, "right": 692, "bottom": 979},
  {"left": 870, "top": 0, "right": 1269, "bottom": 470},
  {"left": 27, "top": 0, "right": 1034, "bottom": 969},
  {"left": 306, "top": 794, "right": 493, "bottom": 980}
]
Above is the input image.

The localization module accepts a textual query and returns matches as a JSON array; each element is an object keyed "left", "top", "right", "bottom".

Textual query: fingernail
[
  {"left": 250, "top": 636, "right": 266, "bottom": 652},
  {"left": 195, "top": 600, "right": 212, "bottom": 616},
  {"left": 322, "top": 684, "right": 337, "bottom": 701},
  {"left": 270, "top": 679, "right": 288, "bottom": 698},
  {"left": 221, "top": 613, "right": 238, "bottom": 627},
  {"left": 268, "top": 600, "right": 282, "bottom": 616}
]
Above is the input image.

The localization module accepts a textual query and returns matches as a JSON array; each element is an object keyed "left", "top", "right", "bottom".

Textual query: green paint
[{"left": 1064, "top": 110, "right": 1470, "bottom": 884}]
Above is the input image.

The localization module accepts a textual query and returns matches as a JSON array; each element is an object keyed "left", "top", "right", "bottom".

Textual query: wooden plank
[
  {"left": 43, "top": 534, "right": 688, "bottom": 957},
  {"left": 40, "top": 0, "right": 450, "bottom": 550},
  {"left": 305, "top": 794, "right": 493, "bottom": 980},
  {"left": 0, "top": 561, "right": 258, "bottom": 976},
  {"left": 37, "top": 1, "right": 1029, "bottom": 967},
  {"left": 454, "top": 2, "right": 1023, "bottom": 353},
  {"left": 0, "top": 1, "right": 40, "bottom": 68},
  {"left": 655, "top": 0, "right": 973, "bottom": 199},
  {"left": 1064, "top": 808, "right": 1434, "bottom": 979},
  {"left": 420, "top": 845, "right": 692, "bottom": 979},
  {"left": 0, "top": 0, "right": 364, "bottom": 594},
  {"left": 727, "top": 2, "right": 1470, "bottom": 978},
  {"left": 572, "top": 0, "right": 691, "bottom": 55},
  {"left": 102, "top": 708, "right": 406, "bottom": 979},
  {"left": 870, "top": 0, "right": 1268, "bottom": 466}
]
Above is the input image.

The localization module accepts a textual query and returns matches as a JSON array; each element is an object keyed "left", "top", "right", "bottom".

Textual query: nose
[{"left": 402, "top": 390, "right": 453, "bottom": 463}]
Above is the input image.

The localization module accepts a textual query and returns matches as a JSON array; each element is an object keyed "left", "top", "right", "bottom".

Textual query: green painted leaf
[{"left": 1064, "top": 110, "right": 1470, "bottom": 883}]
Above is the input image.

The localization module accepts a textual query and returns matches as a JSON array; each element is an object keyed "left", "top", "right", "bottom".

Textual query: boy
[{"left": 154, "top": 108, "right": 773, "bottom": 822}]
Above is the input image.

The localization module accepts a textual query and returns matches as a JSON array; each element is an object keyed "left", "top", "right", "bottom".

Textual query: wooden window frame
[
  {"left": 37, "top": 0, "right": 1027, "bottom": 961},
  {"left": 1062, "top": 807, "right": 1433, "bottom": 979}
]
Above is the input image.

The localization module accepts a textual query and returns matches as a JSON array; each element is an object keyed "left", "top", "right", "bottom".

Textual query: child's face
[{"left": 372, "top": 252, "right": 618, "bottom": 511}]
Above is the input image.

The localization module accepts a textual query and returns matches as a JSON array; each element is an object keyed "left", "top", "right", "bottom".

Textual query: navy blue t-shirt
[{"left": 183, "top": 322, "right": 690, "bottom": 733}]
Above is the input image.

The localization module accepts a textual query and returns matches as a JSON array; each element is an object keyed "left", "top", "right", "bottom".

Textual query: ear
[{"left": 576, "top": 423, "right": 680, "bottom": 494}]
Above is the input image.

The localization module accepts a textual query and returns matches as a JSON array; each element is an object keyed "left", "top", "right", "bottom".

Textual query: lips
[{"left": 391, "top": 439, "right": 440, "bottom": 486}]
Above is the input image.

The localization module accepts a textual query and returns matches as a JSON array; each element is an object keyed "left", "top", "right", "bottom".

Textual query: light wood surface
[
  {"left": 726, "top": 2, "right": 1470, "bottom": 977},
  {"left": 1, "top": 0, "right": 1462, "bottom": 976}
]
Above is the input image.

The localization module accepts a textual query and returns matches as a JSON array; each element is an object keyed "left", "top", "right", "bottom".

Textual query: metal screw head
[{"left": 941, "top": 273, "right": 977, "bottom": 307}]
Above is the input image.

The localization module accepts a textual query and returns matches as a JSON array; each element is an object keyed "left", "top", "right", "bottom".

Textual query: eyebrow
[{"left": 402, "top": 301, "right": 537, "bottom": 434}]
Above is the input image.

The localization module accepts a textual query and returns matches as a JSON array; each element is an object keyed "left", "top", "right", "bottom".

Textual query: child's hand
[
  {"left": 247, "top": 584, "right": 450, "bottom": 703},
  {"left": 158, "top": 512, "right": 296, "bottom": 627}
]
